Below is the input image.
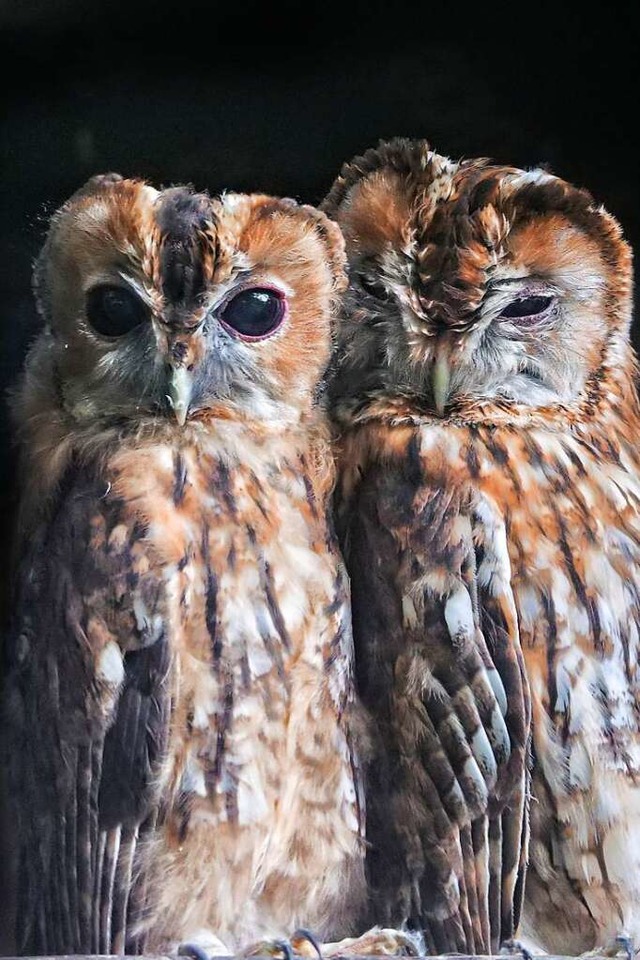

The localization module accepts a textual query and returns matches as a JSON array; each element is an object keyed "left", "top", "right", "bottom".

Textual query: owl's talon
[
  {"left": 241, "top": 938, "right": 300, "bottom": 960},
  {"left": 273, "top": 940, "right": 295, "bottom": 960},
  {"left": 291, "top": 928, "right": 324, "bottom": 960},
  {"left": 177, "top": 943, "right": 213, "bottom": 960}
]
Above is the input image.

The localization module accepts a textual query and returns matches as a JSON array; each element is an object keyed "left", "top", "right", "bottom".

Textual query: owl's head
[
  {"left": 322, "top": 138, "right": 633, "bottom": 420},
  {"left": 30, "top": 174, "right": 346, "bottom": 430}
]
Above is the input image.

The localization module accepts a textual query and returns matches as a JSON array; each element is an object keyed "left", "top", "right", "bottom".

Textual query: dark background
[
  {"left": 0, "top": 2, "right": 638, "bottom": 950},
  {"left": 1, "top": 1, "right": 639, "bottom": 552}
]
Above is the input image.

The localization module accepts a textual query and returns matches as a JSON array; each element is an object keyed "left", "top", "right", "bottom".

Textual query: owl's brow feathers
[{"left": 154, "top": 187, "right": 220, "bottom": 309}]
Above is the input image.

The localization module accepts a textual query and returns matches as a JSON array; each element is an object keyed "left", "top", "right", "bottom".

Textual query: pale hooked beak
[
  {"left": 431, "top": 349, "right": 451, "bottom": 417},
  {"left": 167, "top": 365, "right": 193, "bottom": 426}
]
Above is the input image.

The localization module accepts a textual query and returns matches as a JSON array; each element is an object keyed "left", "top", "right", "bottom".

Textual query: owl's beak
[
  {"left": 431, "top": 349, "right": 451, "bottom": 417},
  {"left": 167, "top": 365, "right": 193, "bottom": 426},
  {"left": 164, "top": 327, "right": 205, "bottom": 426}
]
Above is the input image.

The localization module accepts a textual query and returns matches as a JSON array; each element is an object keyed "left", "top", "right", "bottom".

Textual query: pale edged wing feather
[
  {"left": 4, "top": 464, "right": 171, "bottom": 955},
  {"left": 340, "top": 450, "right": 531, "bottom": 952},
  {"left": 471, "top": 497, "right": 531, "bottom": 942}
]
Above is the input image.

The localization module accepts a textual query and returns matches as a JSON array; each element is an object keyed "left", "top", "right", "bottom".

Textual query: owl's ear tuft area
[
  {"left": 30, "top": 173, "right": 143, "bottom": 326},
  {"left": 321, "top": 137, "right": 433, "bottom": 219},
  {"left": 253, "top": 196, "right": 347, "bottom": 293},
  {"left": 299, "top": 203, "right": 348, "bottom": 295}
]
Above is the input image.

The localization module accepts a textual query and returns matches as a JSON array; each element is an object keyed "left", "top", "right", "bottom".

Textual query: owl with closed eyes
[
  {"left": 2, "top": 174, "right": 372, "bottom": 958},
  {"left": 323, "top": 138, "right": 640, "bottom": 956}
]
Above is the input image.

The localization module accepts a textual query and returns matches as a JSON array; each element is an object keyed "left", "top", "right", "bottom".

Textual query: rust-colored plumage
[
  {"left": 4, "top": 175, "right": 367, "bottom": 955},
  {"left": 324, "top": 138, "right": 640, "bottom": 953}
]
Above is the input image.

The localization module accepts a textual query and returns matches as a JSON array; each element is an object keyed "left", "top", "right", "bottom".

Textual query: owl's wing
[
  {"left": 4, "top": 466, "right": 171, "bottom": 956},
  {"left": 341, "top": 460, "right": 531, "bottom": 953}
]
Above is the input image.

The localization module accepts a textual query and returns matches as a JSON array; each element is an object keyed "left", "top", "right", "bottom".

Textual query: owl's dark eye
[
  {"left": 86, "top": 285, "right": 149, "bottom": 337},
  {"left": 499, "top": 295, "right": 553, "bottom": 320},
  {"left": 360, "top": 274, "right": 390, "bottom": 301},
  {"left": 219, "top": 287, "right": 285, "bottom": 340}
]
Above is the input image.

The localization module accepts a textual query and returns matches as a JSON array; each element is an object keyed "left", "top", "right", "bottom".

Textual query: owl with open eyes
[
  {"left": 2, "top": 174, "right": 380, "bottom": 958},
  {"left": 323, "top": 138, "right": 640, "bottom": 956}
]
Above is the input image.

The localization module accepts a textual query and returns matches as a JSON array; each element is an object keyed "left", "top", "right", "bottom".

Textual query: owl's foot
[
  {"left": 240, "top": 930, "right": 323, "bottom": 960},
  {"left": 321, "top": 926, "right": 423, "bottom": 957},
  {"left": 180, "top": 932, "right": 317, "bottom": 960},
  {"left": 238, "top": 926, "right": 420, "bottom": 958}
]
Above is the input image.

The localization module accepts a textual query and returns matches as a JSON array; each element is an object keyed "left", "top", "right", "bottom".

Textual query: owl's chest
[
  {"left": 107, "top": 434, "right": 354, "bottom": 842},
  {"left": 110, "top": 436, "right": 337, "bottom": 665}
]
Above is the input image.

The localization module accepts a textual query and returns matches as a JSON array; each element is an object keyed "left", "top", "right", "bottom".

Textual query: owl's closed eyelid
[
  {"left": 484, "top": 278, "right": 558, "bottom": 323},
  {"left": 497, "top": 294, "right": 555, "bottom": 322}
]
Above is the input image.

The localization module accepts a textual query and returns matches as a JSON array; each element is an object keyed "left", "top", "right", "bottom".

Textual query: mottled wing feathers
[
  {"left": 471, "top": 498, "right": 530, "bottom": 943},
  {"left": 4, "top": 465, "right": 171, "bottom": 955},
  {"left": 341, "top": 451, "right": 530, "bottom": 953}
]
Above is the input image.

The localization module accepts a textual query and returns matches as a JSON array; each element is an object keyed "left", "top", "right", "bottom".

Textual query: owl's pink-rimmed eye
[
  {"left": 499, "top": 295, "right": 553, "bottom": 322},
  {"left": 218, "top": 287, "right": 286, "bottom": 341}
]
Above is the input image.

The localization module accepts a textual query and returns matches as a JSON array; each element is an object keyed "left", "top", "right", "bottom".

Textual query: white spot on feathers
[
  {"left": 180, "top": 755, "right": 207, "bottom": 798},
  {"left": 490, "top": 706, "right": 511, "bottom": 758},
  {"left": 236, "top": 776, "right": 269, "bottom": 826},
  {"left": 96, "top": 641, "right": 124, "bottom": 685},
  {"left": 486, "top": 667, "right": 508, "bottom": 716},
  {"left": 471, "top": 725, "right": 498, "bottom": 782},
  {"left": 132, "top": 592, "right": 164, "bottom": 640},
  {"left": 247, "top": 636, "right": 275, "bottom": 678},
  {"left": 567, "top": 739, "right": 592, "bottom": 789},
  {"left": 402, "top": 594, "right": 419, "bottom": 628},
  {"left": 444, "top": 585, "right": 474, "bottom": 641},
  {"left": 462, "top": 755, "right": 489, "bottom": 802}
]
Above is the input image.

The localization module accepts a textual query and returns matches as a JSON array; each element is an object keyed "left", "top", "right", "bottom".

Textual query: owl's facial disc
[
  {"left": 343, "top": 250, "right": 586, "bottom": 416},
  {"left": 36, "top": 178, "right": 343, "bottom": 429},
  {"left": 341, "top": 225, "right": 609, "bottom": 415},
  {"left": 327, "top": 144, "right": 631, "bottom": 421}
]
